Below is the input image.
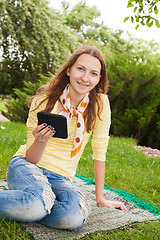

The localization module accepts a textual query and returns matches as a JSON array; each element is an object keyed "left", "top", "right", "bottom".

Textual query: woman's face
[{"left": 67, "top": 53, "right": 101, "bottom": 99}]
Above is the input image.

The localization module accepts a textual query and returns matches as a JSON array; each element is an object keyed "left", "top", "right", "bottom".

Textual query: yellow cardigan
[{"left": 14, "top": 94, "right": 111, "bottom": 180}]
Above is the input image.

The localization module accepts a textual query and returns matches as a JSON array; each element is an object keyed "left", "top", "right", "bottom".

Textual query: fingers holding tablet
[{"left": 32, "top": 123, "right": 56, "bottom": 142}]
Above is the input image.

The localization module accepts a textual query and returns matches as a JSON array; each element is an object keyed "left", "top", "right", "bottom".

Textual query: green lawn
[{"left": 0, "top": 122, "right": 160, "bottom": 239}]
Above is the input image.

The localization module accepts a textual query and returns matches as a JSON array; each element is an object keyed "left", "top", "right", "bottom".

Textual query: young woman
[{"left": 0, "top": 45, "right": 127, "bottom": 230}]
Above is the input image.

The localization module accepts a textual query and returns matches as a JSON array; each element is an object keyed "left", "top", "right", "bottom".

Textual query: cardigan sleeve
[{"left": 92, "top": 94, "right": 111, "bottom": 161}]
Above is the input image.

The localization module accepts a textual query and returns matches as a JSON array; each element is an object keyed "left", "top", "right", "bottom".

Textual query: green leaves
[
  {"left": 0, "top": 0, "right": 79, "bottom": 93},
  {"left": 63, "top": 1, "right": 101, "bottom": 33},
  {"left": 124, "top": 16, "right": 130, "bottom": 22},
  {"left": 135, "top": 24, "right": 139, "bottom": 29},
  {"left": 155, "top": 20, "right": 160, "bottom": 28},
  {"left": 154, "top": 5, "right": 159, "bottom": 14},
  {"left": 146, "top": 18, "right": 154, "bottom": 27},
  {"left": 138, "top": 0, "right": 143, "bottom": 8},
  {"left": 125, "top": 0, "right": 160, "bottom": 28}
]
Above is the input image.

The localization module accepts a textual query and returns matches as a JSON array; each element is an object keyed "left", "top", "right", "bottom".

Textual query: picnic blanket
[{"left": 0, "top": 177, "right": 160, "bottom": 240}]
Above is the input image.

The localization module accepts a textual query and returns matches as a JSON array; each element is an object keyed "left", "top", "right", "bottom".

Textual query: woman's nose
[{"left": 81, "top": 71, "right": 89, "bottom": 81}]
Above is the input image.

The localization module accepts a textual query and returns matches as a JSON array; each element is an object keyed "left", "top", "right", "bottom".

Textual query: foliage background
[{"left": 0, "top": 0, "right": 160, "bottom": 149}]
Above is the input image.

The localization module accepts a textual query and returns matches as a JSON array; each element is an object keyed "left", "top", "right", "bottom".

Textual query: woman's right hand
[
  {"left": 32, "top": 123, "right": 56, "bottom": 143},
  {"left": 26, "top": 123, "right": 56, "bottom": 164}
]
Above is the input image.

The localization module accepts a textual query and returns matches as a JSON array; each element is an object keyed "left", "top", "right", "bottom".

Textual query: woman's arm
[
  {"left": 26, "top": 123, "right": 55, "bottom": 164},
  {"left": 94, "top": 160, "right": 127, "bottom": 211}
]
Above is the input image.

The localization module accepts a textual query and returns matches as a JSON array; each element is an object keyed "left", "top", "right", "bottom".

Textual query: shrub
[
  {"left": 107, "top": 37, "right": 160, "bottom": 149},
  {"left": 2, "top": 74, "right": 50, "bottom": 122}
]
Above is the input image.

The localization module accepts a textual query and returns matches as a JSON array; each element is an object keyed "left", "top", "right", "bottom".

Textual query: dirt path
[
  {"left": 134, "top": 145, "right": 160, "bottom": 158},
  {"left": 0, "top": 113, "right": 10, "bottom": 122}
]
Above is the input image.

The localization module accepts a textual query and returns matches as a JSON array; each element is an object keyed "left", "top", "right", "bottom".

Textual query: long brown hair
[{"left": 33, "top": 45, "right": 108, "bottom": 132}]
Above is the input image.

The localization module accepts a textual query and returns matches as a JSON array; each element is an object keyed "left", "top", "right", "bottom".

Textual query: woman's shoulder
[
  {"left": 98, "top": 93, "right": 110, "bottom": 104},
  {"left": 31, "top": 93, "right": 47, "bottom": 105},
  {"left": 29, "top": 93, "right": 48, "bottom": 111},
  {"left": 33, "top": 93, "right": 47, "bottom": 102},
  {"left": 97, "top": 93, "right": 111, "bottom": 116}
]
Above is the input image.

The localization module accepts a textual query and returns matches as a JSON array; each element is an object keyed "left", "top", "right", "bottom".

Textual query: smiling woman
[{"left": 0, "top": 45, "right": 127, "bottom": 231}]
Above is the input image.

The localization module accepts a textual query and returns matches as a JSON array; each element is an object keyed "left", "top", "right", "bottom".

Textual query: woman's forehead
[{"left": 74, "top": 54, "right": 101, "bottom": 72}]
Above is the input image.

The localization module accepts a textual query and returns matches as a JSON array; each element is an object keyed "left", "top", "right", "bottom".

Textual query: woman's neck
[
  {"left": 69, "top": 87, "right": 87, "bottom": 109},
  {"left": 70, "top": 97, "right": 82, "bottom": 109}
]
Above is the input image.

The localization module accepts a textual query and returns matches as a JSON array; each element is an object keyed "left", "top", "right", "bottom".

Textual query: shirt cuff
[{"left": 92, "top": 151, "right": 106, "bottom": 161}]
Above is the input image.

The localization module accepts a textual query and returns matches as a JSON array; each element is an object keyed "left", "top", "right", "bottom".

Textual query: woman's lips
[{"left": 77, "top": 81, "right": 89, "bottom": 87}]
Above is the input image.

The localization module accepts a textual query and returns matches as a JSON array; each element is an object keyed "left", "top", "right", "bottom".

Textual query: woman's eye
[
  {"left": 77, "top": 67, "right": 83, "bottom": 71},
  {"left": 91, "top": 72, "right": 97, "bottom": 76}
]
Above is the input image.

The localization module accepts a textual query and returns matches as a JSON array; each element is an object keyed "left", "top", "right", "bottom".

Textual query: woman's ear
[{"left": 66, "top": 68, "right": 70, "bottom": 76}]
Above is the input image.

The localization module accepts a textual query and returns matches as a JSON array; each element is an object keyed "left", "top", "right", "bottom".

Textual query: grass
[
  {"left": 0, "top": 122, "right": 27, "bottom": 179},
  {"left": 0, "top": 218, "right": 33, "bottom": 240},
  {"left": 0, "top": 121, "right": 160, "bottom": 239},
  {"left": 82, "top": 222, "right": 160, "bottom": 240}
]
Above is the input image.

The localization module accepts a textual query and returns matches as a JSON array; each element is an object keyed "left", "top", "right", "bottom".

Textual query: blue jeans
[{"left": 0, "top": 156, "right": 89, "bottom": 230}]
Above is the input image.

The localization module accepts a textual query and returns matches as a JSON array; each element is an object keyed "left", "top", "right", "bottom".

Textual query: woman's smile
[{"left": 77, "top": 81, "right": 89, "bottom": 88}]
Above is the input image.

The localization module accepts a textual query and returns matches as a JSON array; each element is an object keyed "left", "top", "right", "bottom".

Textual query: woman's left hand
[{"left": 97, "top": 198, "right": 127, "bottom": 212}]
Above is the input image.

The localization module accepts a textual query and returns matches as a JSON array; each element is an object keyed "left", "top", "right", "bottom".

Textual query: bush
[
  {"left": 2, "top": 74, "right": 49, "bottom": 122},
  {"left": 107, "top": 37, "right": 160, "bottom": 149},
  {"left": 0, "top": 71, "right": 12, "bottom": 94}
]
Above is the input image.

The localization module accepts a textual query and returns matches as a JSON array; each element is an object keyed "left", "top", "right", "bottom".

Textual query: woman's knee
[
  {"left": 68, "top": 197, "right": 90, "bottom": 230},
  {"left": 17, "top": 190, "right": 55, "bottom": 222},
  {"left": 7, "top": 156, "right": 55, "bottom": 215},
  {"left": 56, "top": 197, "right": 90, "bottom": 230},
  {"left": 21, "top": 196, "right": 47, "bottom": 222}
]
